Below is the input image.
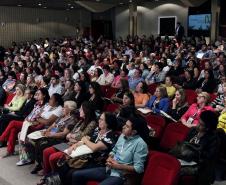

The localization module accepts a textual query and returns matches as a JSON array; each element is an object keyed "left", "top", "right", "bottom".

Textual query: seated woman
[
  {"left": 62, "top": 80, "right": 75, "bottom": 101},
  {"left": 0, "top": 84, "right": 26, "bottom": 135},
  {"left": 133, "top": 81, "right": 149, "bottom": 108},
  {"left": 71, "top": 115, "right": 149, "bottom": 185},
  {"left": 30, "top": 101, "right": 77, "bottom": 176},
  {"left": 211, "top": 82, "right": 226, "bottom": 112},
  {"left": 168, "top": 88, "right": 188, "bottom": 121},
  {"left": 161, "top": 76, "right": 176, "bottom": 99},
  {"left": 217, "top": 97, "right": 226, "bottom": 133},
  {"left": 41, "top": 101, "right": 97, "bottom": 174},
  {"left": 111, "top": 79, "right": 129, "bottom": 104},
  {"left": 16, "top": 93, "right": 63, "bottom": 164},
  {"left": 74, "top": 81, "right": 87, "bottom": 109},
  {"left": 196, "top": 69, "right": 217, "bottom": 94},
  {"left": 111, "top": 68, "right": 128, "bottom": 88},
  {"left": 0, "top": 88, "right": 49, "bottom": 157},
  {"left": 2, "top": 71, "right": 17, "bottom": 92},
  {"left": 181, "top": 92, "right": 214, "bottom": 128},
  {"left": 117, "top": 91, "right": 137, "bottom": 128},
  {"left": 171, "top": 110, "right": 219, "bottom": 185},
  {"left": 145, "top": 86, "right": 170, "bottom": 114},
  {"left": 58, "top": 112, "right": 119, "bottom": 185},
  {"left": 88, "top": 82, "right": 104, "bottom": 112}
]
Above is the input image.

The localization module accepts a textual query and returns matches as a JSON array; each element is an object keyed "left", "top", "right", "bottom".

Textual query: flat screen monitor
[{"left": 188, "top": 14, "right": 211, "bottom": 31}]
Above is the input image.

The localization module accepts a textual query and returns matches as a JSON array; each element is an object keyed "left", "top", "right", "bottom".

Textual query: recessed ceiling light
[
  {"left": 119, "top": 2, "right": 124, "bottom": 5},
  {"left": 70, "top": 6, "right": 74, "bottom": 9},
  {"left": 68, "top": 3, "right": 71, "bottom": 6},
  {"left": 43, "top": 6, "right": 47, "bottom": 9},
  {"left": 129, "top": 0, "right": 132, "bottom": 3},
  {"left": 38, "top": 3, "right": 42, "bottom": 6},
  {"left": 17, "top": 4, "right": 22, "bottom": 7},
  {"left": 66, "top": 8, "right": 70, "bottom": 11}
]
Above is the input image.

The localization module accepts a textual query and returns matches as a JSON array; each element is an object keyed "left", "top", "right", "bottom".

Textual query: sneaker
[{"left": 16, "top": 159, "right": 32, "bottom": 166}]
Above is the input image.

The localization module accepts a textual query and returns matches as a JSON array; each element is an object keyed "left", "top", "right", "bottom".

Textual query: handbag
[
  {"left": 170, "top": 141, "right": 201, "bottom": 162},
  {"left": 67, "top": 155, "right": 90, "bottom": 169},
  {"left": 44, "top": 173, "right": 61, "bottom": 185}
]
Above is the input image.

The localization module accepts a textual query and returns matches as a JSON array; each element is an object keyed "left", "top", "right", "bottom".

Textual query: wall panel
[{"left": 0, "top": 6, "right": 91, "bottom": 47}]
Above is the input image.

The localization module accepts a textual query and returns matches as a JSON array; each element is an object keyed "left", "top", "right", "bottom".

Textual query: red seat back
[
  {"left": 105, "top": 87, "right": 118, "bottom": 98},
  {"left": 142, "top": 151, "right": 180, "bottom": 185},
  {"left": 87, "top": 181, "right": 99, "bottom": 185},
  {"left": 100, "top": 85, "right": 111, "bottom": 97},
  {"left": 104, "top": 103, "right": 120, "bottom": 112},
  {"left": 145, "top": 114, "right": 166, "bottom": 139},
  {"left": 160, "top": 123, "right": 190, "bottom": 150},
  {"left": 210, "top": 93, "right": 217, "bottom": 103},
  {"left": 148, "top": 83, "right": 158, "bottom": 95},
  {"left": 4, "top": 92, "right": 15, "bottom": 105},
  {"left": 185, "top": 89, "right": 197, "bottom": 105}
]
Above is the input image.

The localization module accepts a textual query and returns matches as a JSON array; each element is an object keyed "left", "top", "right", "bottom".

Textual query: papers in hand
[
  {"left": 160, "top": 110, "right": 178, "bottom": 122},
  {"left": 27, "top": 129, "right": 46, "bottom": 140},
  {"left": 64, "top": 144, "right": 93, "bottom": 158},
  {"left": 20, "top": 120, "right": 33, "bottom": 142},
  {"left": 196, "top": 52, "right": 205, "bottom": 59},
  {"left": 137, "top": 108, "right": 152, "bottom": 114}
]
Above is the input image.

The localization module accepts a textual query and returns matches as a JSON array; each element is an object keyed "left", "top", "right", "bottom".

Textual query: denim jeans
[{"left": 72, "top": 167, "right": 124, "bottom": 185}]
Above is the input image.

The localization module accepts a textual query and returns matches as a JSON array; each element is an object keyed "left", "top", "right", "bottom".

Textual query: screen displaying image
[{"left": 188, "top": 14, "right": 211, "bottom": 31}]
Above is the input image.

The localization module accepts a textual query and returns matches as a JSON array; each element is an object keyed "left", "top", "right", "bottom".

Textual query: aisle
[{"left": 0, "top": 147, "right": 39, "bottom": 185}]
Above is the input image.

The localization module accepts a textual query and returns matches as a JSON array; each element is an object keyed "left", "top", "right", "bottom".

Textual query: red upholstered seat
[
  {"left": 142, "top": 151, "right": 180, "bottom": 185},
  {"left": 210, "top": 93, "right": 217, "bottom": 103},
  {"left": 148, "top": 83, "right": 158, "bottom": 95},
  {"left": 4, "top": 92, "right": 15, "bottom": 105},
  {"left": 160, "top": 123, "right": 190, "bottom": 151},
  {"left": 145, "top": 114, "right": 166, "bottom": 139},
  {"left": 184, "top": 89, "right": 197, "bottom": 105},
  {"left": 104, "top": 103, "right": 119, "bottom": 112},
  {"left": 105, "top": 87, "right": 118, "bottom": 98},
  {"left": 100, "top": 85, "right": 111, "bottom": 97},
  {"left": 87, "top": 181, "right": 99, "bottom": 185}
]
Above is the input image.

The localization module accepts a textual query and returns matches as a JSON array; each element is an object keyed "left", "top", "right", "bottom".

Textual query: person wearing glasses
[{"left": 181, "top": 92, "right": 214, "bottom": 128}]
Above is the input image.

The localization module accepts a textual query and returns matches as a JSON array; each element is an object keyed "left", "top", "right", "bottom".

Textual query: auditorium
[{"left": 0, "top": 0, "right": 226, "bottom": 185}]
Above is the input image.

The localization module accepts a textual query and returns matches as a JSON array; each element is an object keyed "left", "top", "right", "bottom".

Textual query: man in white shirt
[
  {"left": 96, "top": 65, "right": 114, "bottom": 86},
  {"left": 48, "top": 75, "right": 64, "bottom": 97}
]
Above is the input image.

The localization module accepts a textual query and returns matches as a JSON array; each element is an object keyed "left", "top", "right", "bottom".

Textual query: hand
[
  {"left": 66, "top": 133, "right": 72, "bottom": 140},
  {"left": 41, "top": 130, "right": 46, "bottom": 136},
  {"left": 81, "top": 136, "right": 88, "bottom": 144},
  {"left": 172, "top": 98, "right": 178, "bottom": 108},
  {"left": 45, "top": 131, "right": 52, "bottom": 138},
  {"left": 106, "top": 158, "right": 120, "bottom": 169}
]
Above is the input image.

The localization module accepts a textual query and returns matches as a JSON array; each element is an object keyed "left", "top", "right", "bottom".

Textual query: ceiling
[{"left": 0, "top": 0, "right": 165, "bottom": 10}]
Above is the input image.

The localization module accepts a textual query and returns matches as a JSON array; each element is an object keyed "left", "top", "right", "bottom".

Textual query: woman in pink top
[
  {"left": 111, "top": 69, "right": 128, "bottom": 88},
  {"left": 181, "top": 92, "right": 214, "bottom": 127}
]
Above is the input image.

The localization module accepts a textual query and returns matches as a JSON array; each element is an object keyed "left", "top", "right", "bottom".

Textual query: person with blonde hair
[
  {"left": 181, "top": 92, "right": 214, "bottom": 127},
  {"left": 0, "top": 84, "right": 26, "bottom": 135}
]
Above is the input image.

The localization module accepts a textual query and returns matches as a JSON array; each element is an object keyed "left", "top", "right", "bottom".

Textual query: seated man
[{"left": 71, "top": 115, "right": 149, "bottom": 185}]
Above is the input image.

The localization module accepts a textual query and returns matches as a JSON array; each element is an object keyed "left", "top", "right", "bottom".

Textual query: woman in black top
[
  {"left": 196, "top": 69, "right": 217, "bottom": 93},
  {"left": 111, "top": 79, "right": 129, "bottom": 104},
  {"left": 169, "top": 88, "right": 188, "bottom": 121},
  {"left": 74, "top": 81, "right": 86, "bottom": 109},
  {"left": 88, "top": 82, "right": 104, "bottom": 112}
]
